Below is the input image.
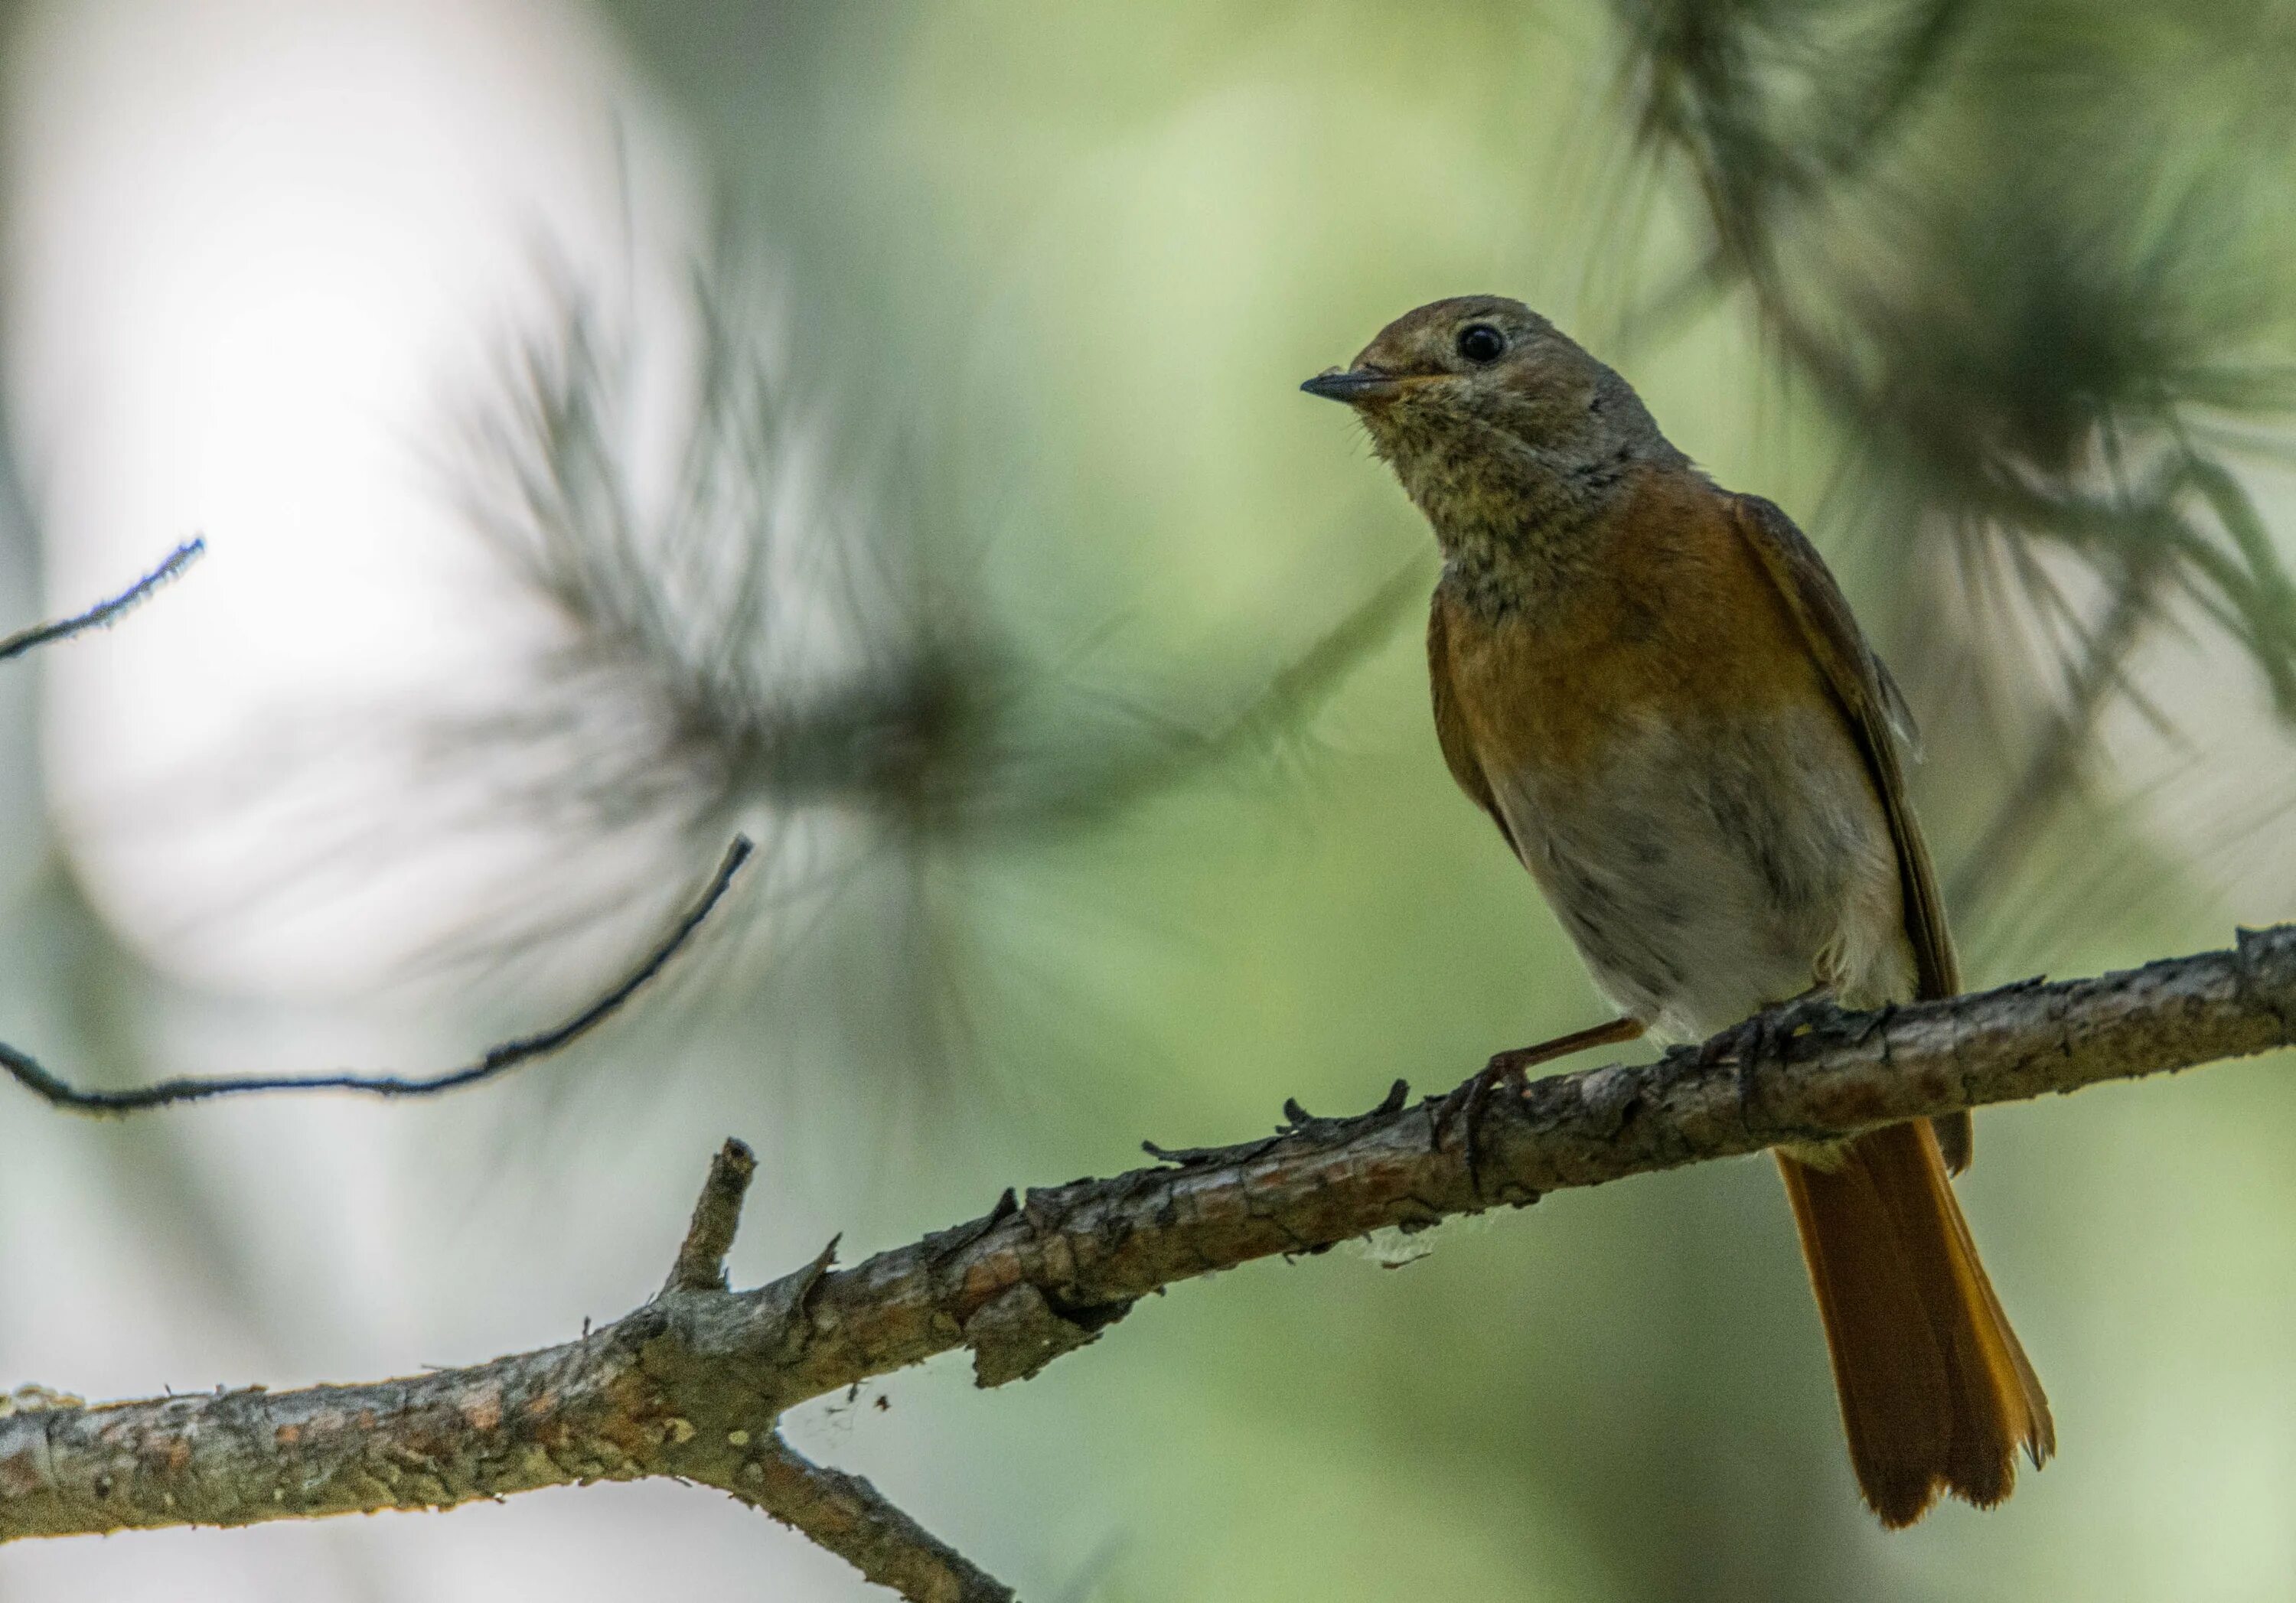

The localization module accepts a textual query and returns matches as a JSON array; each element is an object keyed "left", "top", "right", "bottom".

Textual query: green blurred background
[{"left": 5, "top": 2, "right": 2296, "bottom": 1599}]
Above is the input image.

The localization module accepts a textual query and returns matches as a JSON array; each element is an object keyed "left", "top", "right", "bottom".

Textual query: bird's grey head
[{"left": 1302, "top": 295, "right": 1680, "bottom": 552}]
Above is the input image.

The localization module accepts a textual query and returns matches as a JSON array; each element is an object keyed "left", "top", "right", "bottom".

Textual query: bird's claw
[
  {"left": 1697, "top": 987, "right": 1835, "bottom": 1070},
  {"left": 1433, "top": 1049, "right": 1534, "bottom": 1145},
  {"left": 1695, "top": 1013, "right": 1765, "bottom": 1071}
]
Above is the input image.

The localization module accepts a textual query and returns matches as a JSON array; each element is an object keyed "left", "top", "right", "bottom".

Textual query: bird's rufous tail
[{"left": 1776, "top": 1120, "right": 2054, "bottom": 1526}]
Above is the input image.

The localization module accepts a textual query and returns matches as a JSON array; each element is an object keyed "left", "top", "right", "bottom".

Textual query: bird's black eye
[{"left": 1456, "top": 324, "right": 1505, "bottom": 364}]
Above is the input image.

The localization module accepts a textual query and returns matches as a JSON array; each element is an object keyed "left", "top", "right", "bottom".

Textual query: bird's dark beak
[{"left": 1300, "top": 367, "right": 1400, "bottom": 405}]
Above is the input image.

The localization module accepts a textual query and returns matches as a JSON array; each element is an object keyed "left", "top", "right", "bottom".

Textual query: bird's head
[{"left": 1303, "top": 296, "right": 1678, "bottom": 547}]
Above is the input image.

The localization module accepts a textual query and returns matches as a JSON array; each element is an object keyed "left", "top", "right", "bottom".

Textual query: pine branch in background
[
  {"left": 0, "top": 552, "right": 758, "bottom": 1114},
  {"left": 450, "top": 271, "right": 1420, "bottom": 846},
  {"left": 0, "top": 257, "right": 1420, "bottom": 1119},
  {"left": 1609, "top": 0, "right": 2296, "bottom": 922},
  {"left": 419, "top": 266, "right": 1420, "bottom": 1073}
]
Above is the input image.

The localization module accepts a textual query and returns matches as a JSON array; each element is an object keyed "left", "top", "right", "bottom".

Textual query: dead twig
[
  {"left": 0, "top": 836, "right": 753, "bottom": 1113},
  {"left": 0, "top": 539, "right": 205, "bottom": 664}
]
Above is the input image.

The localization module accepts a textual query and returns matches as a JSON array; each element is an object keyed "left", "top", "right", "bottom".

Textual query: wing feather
[
  {"left": 1728, "top": 496, "right": 1970, "bottom": 1169},
  {"left": 1427, "top": 597, "right": 1518, "bottom": 857}
]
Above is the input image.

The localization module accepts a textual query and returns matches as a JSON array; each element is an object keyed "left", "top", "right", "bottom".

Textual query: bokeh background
[{"left": 5, "top": 2, "right": 2296, "bottom": 1598}]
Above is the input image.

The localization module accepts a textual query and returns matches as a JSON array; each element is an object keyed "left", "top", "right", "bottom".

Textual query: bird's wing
[
  {"left": 1427, "top": 595, "right": 1518, "bottom": 857},
  {"left": 1728, "top": 494, "right": 1969, "bottom": 1169}
]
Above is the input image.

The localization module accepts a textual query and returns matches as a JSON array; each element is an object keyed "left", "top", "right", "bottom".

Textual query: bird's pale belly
[{"left": 1485, "top": 702, "right": 1915, "bottom": 1043}]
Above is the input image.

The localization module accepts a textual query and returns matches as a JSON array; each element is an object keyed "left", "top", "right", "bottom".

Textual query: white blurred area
[
  {"left": 8, "top": 0, "right": 709, "bottom": 997},
  {"left": 0, "top": 2, "right": 892, "bottom": 1598},
  {"left": 1952, "top": 474, "right": 2296, "bottom": 967},
  {"left": 2104, "top": 467, "right": 2296, "bottom": 931}
]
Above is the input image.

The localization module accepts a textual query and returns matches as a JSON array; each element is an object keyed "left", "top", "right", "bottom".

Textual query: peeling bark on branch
[{"left": 6, "top": 927, "right": 2296, "bottom": 1596}]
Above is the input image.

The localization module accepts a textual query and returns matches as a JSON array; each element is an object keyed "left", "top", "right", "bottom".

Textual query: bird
[{"left": 1302, "top": 295, "right": 2053, "bottom": 1527}]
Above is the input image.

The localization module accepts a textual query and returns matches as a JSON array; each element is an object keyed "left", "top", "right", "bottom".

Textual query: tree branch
[
  {"left": 7, "top": 927, "right": 2296, "bottom": 1596},
  {"left": 663, "top": 1142, "right": 1016, "bottom": 1599},
  {"left": 729, "top": 1434, "right": 1016, "bottom": 1603}
]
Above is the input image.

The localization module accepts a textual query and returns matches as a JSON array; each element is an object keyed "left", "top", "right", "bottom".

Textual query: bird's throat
[{"left": 1410, "top": 450, "right": 1626, "bottom": 622}]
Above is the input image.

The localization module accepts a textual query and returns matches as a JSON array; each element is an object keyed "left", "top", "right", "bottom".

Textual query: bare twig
[
  {"left": 5, "top": 927, "right": 2296, "bottom": 1596},
  {"left": 0, "top": 539, "right": 205, "bottom": 664},
  {"left": 0, "top": 836, "right": 753, "bottom": 1114},
  {"left": 665, "top": 1138, "right": 760, "bottom": 1294},
  {"left": 728, "top": 1434, "right": 1016, "bottom": 1603}
]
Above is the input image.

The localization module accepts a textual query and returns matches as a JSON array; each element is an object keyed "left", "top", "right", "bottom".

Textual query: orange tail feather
[{"left": 1776, "top": 1121, "right": 2053, "bottom": 1526}]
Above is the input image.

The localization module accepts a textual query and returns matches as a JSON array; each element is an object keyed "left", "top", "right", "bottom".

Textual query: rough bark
[{"left": 5, "top": 926, "right": 2295, "bottom": 1597}]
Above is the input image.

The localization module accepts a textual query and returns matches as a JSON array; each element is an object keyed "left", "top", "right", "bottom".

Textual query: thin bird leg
[{"left": 1435, "top": 1015, "right": 1646, "bottom": 1138}]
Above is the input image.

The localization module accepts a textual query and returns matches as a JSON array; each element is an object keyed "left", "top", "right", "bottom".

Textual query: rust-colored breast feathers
[{"left": 1433, "top": 470, "right": 1831, "bottom": 791}]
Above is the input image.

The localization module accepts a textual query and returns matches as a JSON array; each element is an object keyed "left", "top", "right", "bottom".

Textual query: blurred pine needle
[
  {"left": 428, "top": 265, "right": 1419, "bottom": 1081},
  {"left": 1610, "top": 0, "right": 2296, "bottom": 931}
]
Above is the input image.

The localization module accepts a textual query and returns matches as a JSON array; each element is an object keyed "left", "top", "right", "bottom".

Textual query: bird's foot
[
  {"left": 1433, "top": 1049, "right": 1535, "bottom": 1145},
  {"left": 1697, "top": 986, "right": 1838, "bottom": 1069}
]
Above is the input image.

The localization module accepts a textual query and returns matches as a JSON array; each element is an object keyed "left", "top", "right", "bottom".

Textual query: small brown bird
[{"left": 1304, "top": 296, "right": 2053, "bottom": 1526}]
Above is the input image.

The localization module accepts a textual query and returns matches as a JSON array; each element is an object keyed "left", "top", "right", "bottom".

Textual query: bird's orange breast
[{"left": 1439, "top": 469, "right": 1834, "bottom": 786}]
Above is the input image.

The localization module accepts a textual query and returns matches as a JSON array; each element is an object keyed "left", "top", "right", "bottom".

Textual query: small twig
[
  {"left": 0, "top": 539, "right": 206, "bottom": 664},
  {"left": 724, "top": 1433, "right": 1018, "bottom": 1603},
  {"left": 0, "top": 836, "right": 754, "bottom": 1114},
  {"left": 665, "top": 1139, "right": 759, "bottom": 1294}
]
